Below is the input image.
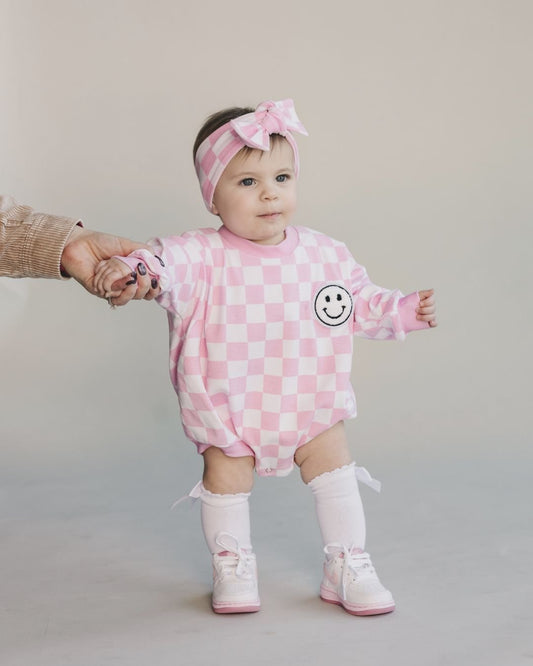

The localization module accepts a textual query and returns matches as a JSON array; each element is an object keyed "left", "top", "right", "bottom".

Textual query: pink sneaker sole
[
  {"left": 320, "top": 588, "right": 395, "bottom": 616},
  {"left": 212, "top": 601, "right": 261, "bottom": 614}
]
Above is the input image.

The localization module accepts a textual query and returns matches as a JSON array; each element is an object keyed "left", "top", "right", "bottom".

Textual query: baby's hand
[
  {"left": 93, "top": 257, "right": 136, "bottom": 299},
  {"left": 417, "top": 289, "right": 437, "bottom": 328}
]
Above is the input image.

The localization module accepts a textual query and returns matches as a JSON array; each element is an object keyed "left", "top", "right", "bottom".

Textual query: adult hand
[{"left": 61, "top": 226, "right": 158, "bottom": 304}]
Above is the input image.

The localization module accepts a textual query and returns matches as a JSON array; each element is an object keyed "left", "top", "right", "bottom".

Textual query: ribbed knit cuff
[
  {"left": 23, "top": 214, "right": 80, "bottom": 279},
  {"left": 398, "top": 291, "right": 429, "bottom": 333}
]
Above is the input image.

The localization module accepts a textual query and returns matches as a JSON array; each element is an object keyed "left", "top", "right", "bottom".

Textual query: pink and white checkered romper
[{"left": 148, "top": 225, "right": 425, "bottom": 477}]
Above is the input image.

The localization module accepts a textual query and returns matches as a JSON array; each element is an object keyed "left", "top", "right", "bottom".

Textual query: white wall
[{"left": 1, "top": 0, "right": 532, "bottom": 479}]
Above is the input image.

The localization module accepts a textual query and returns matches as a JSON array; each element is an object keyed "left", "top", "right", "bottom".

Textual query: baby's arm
[
  {"left": 94, "top": 248, "right": 167, "bottom": 303},
  {"left": 349, "top": 257, "right": 437, "bottom": 339},
  {"left": 95, "top": 233, "right": 206, "bottom": 312}
]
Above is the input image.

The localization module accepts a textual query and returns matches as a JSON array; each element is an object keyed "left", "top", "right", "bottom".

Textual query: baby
[{"left": 94, "top": 99, "right": 437, "bottom": 616}]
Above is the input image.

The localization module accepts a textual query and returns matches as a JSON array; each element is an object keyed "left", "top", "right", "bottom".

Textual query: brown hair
[{"left": 193, "top": 105, "right": 287, "bottom": 162}]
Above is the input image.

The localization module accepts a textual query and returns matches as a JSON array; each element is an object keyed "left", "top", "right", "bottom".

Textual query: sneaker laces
[
  {"left": 214, "top": 532, "right": 255, "bottom": 579},
  {"left": 324, "top": 543, "right": 376, "bottom": 601}
]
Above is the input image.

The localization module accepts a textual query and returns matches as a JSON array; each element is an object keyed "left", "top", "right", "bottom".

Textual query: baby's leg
[
  {"left": 295, "top": 422, "right": 365, "bottom": 548},
  {"left": 294, "top": 421, "right": 352, "bottom": 484},
  {"left": 201, "top": 447, "right": 255, "bottom": 552},
  {"left": 200, "top": 447, "right": 259, "bottom": 613},
  {"left": 202, "top": 446, "right": 255, "bottom": 494},
  {"left": 295, "top": 422, "right": 395, "bottom": 615}
]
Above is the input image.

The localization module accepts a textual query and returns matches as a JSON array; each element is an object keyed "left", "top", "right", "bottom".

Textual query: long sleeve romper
[{"left": 128, "top": 224, "right": 426, "bottom": 477}]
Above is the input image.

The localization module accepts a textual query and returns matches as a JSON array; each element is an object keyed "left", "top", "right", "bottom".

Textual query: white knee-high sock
[
  {"left": 200, "top": 485, "right": 253, "bottom": 554},
  {"left": 307, "top": 463, "right": 366, "bottom": 550}
]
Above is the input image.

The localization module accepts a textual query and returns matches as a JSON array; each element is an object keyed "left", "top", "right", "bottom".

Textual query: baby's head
[
  {"left": 193, "top": 99, "right": 308, "bottom": 223},
  {"left": 193, "top": 106, "right": 255, "bottom": 162},
  {"left": 193, "top": 100, "right": 307, "bottom": 245}
]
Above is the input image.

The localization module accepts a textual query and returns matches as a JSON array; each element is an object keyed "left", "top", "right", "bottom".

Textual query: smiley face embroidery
[{"left": 314, "top": 284, "right": 353, "bottom": 327}]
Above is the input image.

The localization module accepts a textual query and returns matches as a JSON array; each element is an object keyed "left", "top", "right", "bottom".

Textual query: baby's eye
[
  {"left": 276, "top": 174, "right": 289, "bottom": 183},
  {"left": 240, "top": 178, "right": 255, "bottom": 187}
]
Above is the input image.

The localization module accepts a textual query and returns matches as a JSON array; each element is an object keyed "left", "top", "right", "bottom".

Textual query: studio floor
[{"left": 1, "top": 439, "right": 531, "bottom": 666}]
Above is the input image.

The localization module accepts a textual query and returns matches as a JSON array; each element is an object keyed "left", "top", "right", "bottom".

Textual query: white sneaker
[
  {"left": 320, "top": 543, "right": 395, "bottom": 616},
  {"left": 211, "top": 533, "right": 260, "bottom": 614}
]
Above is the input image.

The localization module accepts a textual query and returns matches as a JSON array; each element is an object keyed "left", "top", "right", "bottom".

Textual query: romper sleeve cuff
[
  {"left": 398, "top": 291, "right": 429, "bottom": 333},
  {"left": 113, "top": 249, "right": 169, "bottom": 289}
]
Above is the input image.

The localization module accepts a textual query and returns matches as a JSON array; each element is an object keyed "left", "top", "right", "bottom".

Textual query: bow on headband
[
  {"left": 230, "top": 99, "right": 308, "bottom": 151},
  {"left": 195, "top": 98, "right": 308, "bottom": 212}
]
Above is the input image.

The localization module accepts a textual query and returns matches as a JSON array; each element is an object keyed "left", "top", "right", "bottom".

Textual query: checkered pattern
[
  {"left": 128, "top": 226, "right": 424, "bottom": 477},
  {"left": 194, "top": 99, "right": 308, "bottom": 212}
]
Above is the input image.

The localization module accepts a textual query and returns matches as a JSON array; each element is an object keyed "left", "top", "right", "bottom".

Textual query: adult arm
[
  {"left": 0, "top": 195, "right": 157, "bottom": 303},
  {"left": 0, "top": 194, "right": 78, "bottom": 279}
]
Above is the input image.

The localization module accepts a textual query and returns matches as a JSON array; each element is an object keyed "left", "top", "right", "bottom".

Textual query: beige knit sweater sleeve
[{"left": 0, "top": 195, "right": 80, "bottom": 279}]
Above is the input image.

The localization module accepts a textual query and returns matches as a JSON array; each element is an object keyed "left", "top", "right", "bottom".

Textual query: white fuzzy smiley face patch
[{"left": 313, "top": 284, "right": 353, "bottom": 327}]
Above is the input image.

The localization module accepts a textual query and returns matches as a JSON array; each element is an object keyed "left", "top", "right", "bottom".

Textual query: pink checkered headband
[{"left": 194, "top": 99, "right": 308, "bottom": 212}]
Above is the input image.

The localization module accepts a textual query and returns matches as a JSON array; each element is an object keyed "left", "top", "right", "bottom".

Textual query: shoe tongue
[{"left": 338, "top": 547, "right": 364, "bottom": 559}]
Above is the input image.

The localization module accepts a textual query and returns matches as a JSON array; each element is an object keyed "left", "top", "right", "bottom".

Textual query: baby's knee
[
  {"left": 294, "top": 422, "right": 352, "bottom": 484},
  {"left": 202, "top": 447, "right": 255, "bottom": 494}
]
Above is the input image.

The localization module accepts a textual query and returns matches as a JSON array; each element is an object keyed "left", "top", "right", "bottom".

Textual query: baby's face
[{"left": 212, "top": 138, "right": 297, "bottom": 245}]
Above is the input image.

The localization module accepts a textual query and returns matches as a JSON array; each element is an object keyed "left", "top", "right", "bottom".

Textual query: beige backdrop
[
  {"left": 2, "top": 0, "right": 531, "bottom": 463},
  {"left": 1, "top": 1, "right": 532, "bottom": 664}
]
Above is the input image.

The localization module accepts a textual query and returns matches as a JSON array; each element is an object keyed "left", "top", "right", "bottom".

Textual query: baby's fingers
[
  {"left": 417, "top": 314, "right": 438, "bottom": 327},
  {"left": 93, "top": 267, "right": 109, "bottom": 297},
  {"left": 93, "top": 259, "right": 132, "bottom": 297},
  {"left": 418, "top": 288, "right": 434, "bottom": 303},
  {"left": 416, "top": 305, "right": 438, "bottom": 327},
  {"left": 110, "top": 282, "right": 138, "bottom": 306},
  {"left": 417, "top": 303, "right": 436, "bottom": 316},
  {"left": 417, "top": 288, "right": 437, "bottom": 327},
  {"left": 111, "top": 271, "right": 138, "bottom": 292},
  {"left": 94, "top": 268, "right": 127, "bottom": 298}
]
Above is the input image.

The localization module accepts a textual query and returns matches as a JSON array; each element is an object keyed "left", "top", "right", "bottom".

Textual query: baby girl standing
[{"left": 94, "top": 99, "right": 437, "bottom": 616}]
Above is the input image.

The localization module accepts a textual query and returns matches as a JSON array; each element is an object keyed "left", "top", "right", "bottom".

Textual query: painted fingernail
[
  {"left": 137, "top": 263, "right": 147, "bottom": 275},
  {"left": 151, "top": 278, "right": 158, "bottom": 289},
  {"left": 155, "top": 255, "right": 165, "bottom": 267}
]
